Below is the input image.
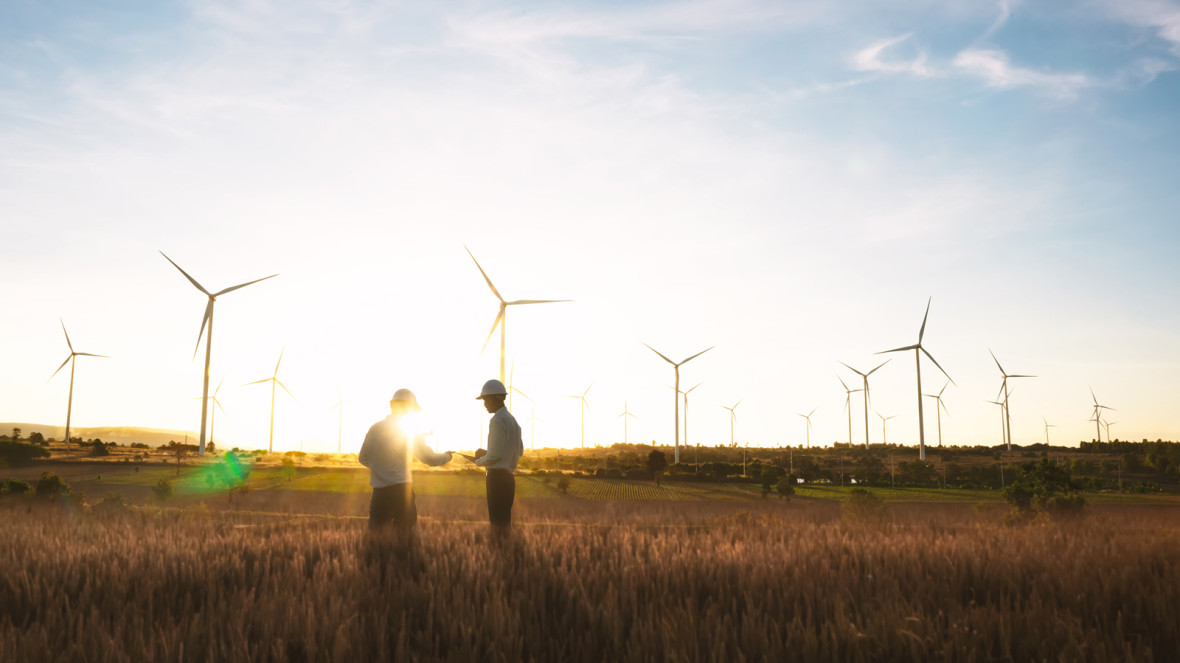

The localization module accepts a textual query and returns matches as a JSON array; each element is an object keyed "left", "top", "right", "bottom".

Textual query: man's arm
[
  {"left": 474, "top": 417, "right": 504, "bottom": 467},
  {"left": 412, "top": 436, "right": 452, "bottom": 467},
  {"left": 358, "top": 424, "right": 376, "bottom": 468}
]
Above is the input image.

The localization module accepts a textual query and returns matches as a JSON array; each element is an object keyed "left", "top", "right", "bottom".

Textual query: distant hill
[{"left": 1, "top": 423, "right": 199, "bottom": 448}]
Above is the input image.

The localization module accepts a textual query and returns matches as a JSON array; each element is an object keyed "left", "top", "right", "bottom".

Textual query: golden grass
[{"left": 1, "top": 502, "right": 1177, "bottom": 662}]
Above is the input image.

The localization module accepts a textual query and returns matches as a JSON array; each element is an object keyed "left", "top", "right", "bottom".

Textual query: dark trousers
[
  {"left": 369, "top": 483, "right": 417, "bottom": 529},
  {"left": 486, "top": 469, "right": 515, "bottom": 528}
]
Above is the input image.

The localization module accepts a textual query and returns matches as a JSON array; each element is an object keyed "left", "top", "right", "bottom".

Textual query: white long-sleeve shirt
[
  {"left": 358, "top": 415, "right": 451, "bottom": 487},
  {"left": 475, "top": 407, "right": 523, "bottom": 472}
]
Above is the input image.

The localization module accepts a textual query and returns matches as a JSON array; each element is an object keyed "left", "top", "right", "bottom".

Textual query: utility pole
[{"left": 890, "top": 454, "right": 895, "bottom": 487}]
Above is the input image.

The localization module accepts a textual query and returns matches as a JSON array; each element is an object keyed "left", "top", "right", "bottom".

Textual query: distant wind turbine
[
  {"left": 161, "top": 251, "right": 277, "bottom": 456},
  {"left": 989, "top": 349, "right": 1035, "bottom": 451},
  {"left": 1043, "top": 416, "right": 1055, "bottom": 445},
  {"left": 721, "top": 400, "right": 742, "bottom": 447},
  {"left": 525, "top": 410, "right": 541, "bottom": 451},
  {"left": 839, "top": 360, "right": 889, "bottom": 449},
  {"left": 876, "top": 297, "right": 954, "bottom": 461},
  {"left": 617, "top": 401, "right": 637, "bottom": 444},
  {"left": 466, "top": 246, "right": 571, "bottom": 383},
  {"left": 837, "top": 375, "right": 863, "bottom": 447},
  {"left": 331, "top": 388, "right": 349, "bottom": 454},
  {"left": 245, "top": 349, "right": 296, "bottom": 454},
  {"left": 923, "top": 383, "right": 950, "bottom": 448},
  {"left": 193, "top": 377, "right": 227, "bottom": 451},
  {"left": 644, "top": 343, "right": 713, "bottom": 464},
  {"left": 48, "top": 320, "right": 108, "bottom": 458},
  {"left": 796, "top": 408, "right": 816, "bottom": 448},
  {"left": 1089, "top": 387, "right": 1115, "bottom": 442},
  {"left": 986, "top": 400, "right": 1007, "bottom": 447},
  {"left": 676, "top": 381, "right": 704, "bottom": 450},
  {"left": 567, "top": 381, "right": 593, "bottom": 448},
  {"left": 876, "top": 411, "right": 897, "bottom": 445},
  {"left": 1103, "top": 419, "right": 1118, "bottom": 442}
]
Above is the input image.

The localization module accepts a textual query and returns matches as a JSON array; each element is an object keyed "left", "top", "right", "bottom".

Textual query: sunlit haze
[{"left": 2, "top": 0, "right": 1178, "bottom": 452}]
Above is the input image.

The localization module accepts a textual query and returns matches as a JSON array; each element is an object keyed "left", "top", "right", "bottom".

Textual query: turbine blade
[
  {"left": 643, "top": 343, "right": 675, "bottom": 365},
  {"left": 938, "top": 383, "right": 948, "bottom": 398},
  {"left": 214, "top": 377, "right": 226, "bottom": 397},
  {"left": 193, "top": 300, "right": 213, "bottom": 361},
  {"left": 808, "top": 408, "right": 816, "bottom": 417},
  {"left": 679, "top": 346, "right": 715, "bottom": 365},
  {"left": 274, "top": 347, "right": 285, "bottom": 376},
  {"left": 583, "top": 381, "right": 594, "bottom": 397},
  {"left": 506, "top": 299, "right": 572, "bottom": 305},
  {"left": 876, "top": 344, "right": 918, "bottom": 354},
  {"left": 160, "top": 252, "right": 211, "bottom": 296},
  {"left": 866, "top": 359, "right": 891, "bottom": 376},
  {"left": 214, "top": 399, "right": 227, "bottom": 415},
  {"left": 838, "top": 361, "right": 866, "bottom": 377},
  {"left": 48, "top": 355, "right": 72, "bottom": 381},
  {"left": 464, "top": 246, "right": 505, "bottom": 303},
  {"left": 60, "top": 319, "right": 73, "bottom": 353},
  {"left": 918, "top": 296, "right": 931, "bottom": 343},
  {"left": 733, "top": 400, "right": 742, "bottom": 410},
  {"left": 1008, "top": 374, "right": 1036, "bottom": 379},
  {"left": 686, "top": 381, "right": 704, "bottom": 394},
  {"left": 213, "top": 273, "right": 279, "bottom": 297},
  {"left": 1090, "top": 386, "right": 1098, "bottom": 405},
  {"left": 73, "top": 352, "right": 108, "bottom": 358},
  {"left": 988, "top": 348, "right": 1005, "bottom": 375},
  {"left": 481, "top": 309, "right": 504, "bottom": 353},
  {"left": 921, "top": 347, "right": 955, "bottom": 385},
  {"left": 837, "top": 374, "right": 850, "bottom": 390},
  {"left": 244, "top": 378, "right": 271, "bottom": 386},
  {"left": 276, "top": 379, "right": 296, "bottom": 401},
  {"left": 940, "top": 400, "right": 949, "bottom": 415}
]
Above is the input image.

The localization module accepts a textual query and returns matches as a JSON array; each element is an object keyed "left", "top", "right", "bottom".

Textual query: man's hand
[{"left": 474, "top": 448, "right": 487, "bottom": 459}]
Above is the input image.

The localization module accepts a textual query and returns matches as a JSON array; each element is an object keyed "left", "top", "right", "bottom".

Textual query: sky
[{"left": 2, "top": 0, "right": 1179, "bottom": 455}]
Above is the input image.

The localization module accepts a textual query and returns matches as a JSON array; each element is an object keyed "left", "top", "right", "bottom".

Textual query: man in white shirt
[
  {"left": 358, "top": 388, "right": 452, "bottom": 529},
  {"left": 474, "top": 379, "right": 524, "bottom": 528}
]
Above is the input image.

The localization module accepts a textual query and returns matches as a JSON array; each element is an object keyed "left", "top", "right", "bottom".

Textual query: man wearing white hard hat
[
  {"left": 358, "top": 388, "right": 453, "bottom": 529},
  {"left": 473, "top": 379, "right": 524, "bottom": 528}
]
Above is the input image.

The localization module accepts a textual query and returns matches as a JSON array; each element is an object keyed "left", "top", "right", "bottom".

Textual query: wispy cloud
[
  {"left": 1099, "top": 0, "right": 1180, "bottom": 55},
  {"left": 849, "top": 34, "right": 936, "bottom": 77},
  {"left": 952, "top": 49, "right": 1092, "bottom": 100}
]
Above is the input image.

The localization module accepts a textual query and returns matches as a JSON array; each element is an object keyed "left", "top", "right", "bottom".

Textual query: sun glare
[{"left": 397, "top": 411, "right": 432, "bottom": 439}]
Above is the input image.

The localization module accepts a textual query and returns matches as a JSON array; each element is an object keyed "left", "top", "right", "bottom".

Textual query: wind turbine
[
  {"left": 617, "top": 401, "right": 637, "bottom": 444},
  {"left": 923, "top": 383, "right": 950, "bottom": 448},
  {"left": 161, "top": 251, "right": 277, "bottom": 456},
  {"left": 837, "top": 375, "right": 863, "bottom": 446},
  {"left": 989, "top": 349, "right": 1035, "bottom": 451},
  {"left": 1043, "top": 416, "right": 1055, "bottom": 445},
  {"left": 330, "top": 388, "right": 349, "bottom": 454},
  {"left": 721, "top": 400, "right": 741, "bottom": 447},
  {"left": 675, "top": 381, "right": 704, "bottom": 449},
  {"left": 48, "top": 320, "right": 108, "bottom": 458},
  {"left": 525, "top": 411, "right": 541, "bottom": 451},
  {"left": 644, "top": 343, "right": 713, "bottom": 464},
  {"left": 796, "top": 408, "right": 816, "bottom": 448},
  {"left": 876, "top": 411, "right": 897, "bottom": 445},
  {"left": 567, "top": 381, "right": 593, "bottom": 448},
  {"left": 245, "top": 349, "right": 296, "bottom": 454},
  {"left": 192, "top": 377, "right": 228, "bottom": 451},
  {"left": 1103, "top": 420, "right": 1118, "bottom": 442},
  {"left": 465, "top": 246, "right": 571, "bottom": 383},
  {"left": 986, "top": 400, "right": 1008, "bottom": 448},
  {"left": 838, "top": 360, "right": 889, "bottom": 449},
  {"left": 876, "top": 297, "right": 954, "bottom": 461},
  {"left": 1089, "top": 387, "right": 1115, "bottom": 442}
]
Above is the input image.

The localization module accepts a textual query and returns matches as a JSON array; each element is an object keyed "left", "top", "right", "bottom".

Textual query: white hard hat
[
  {"left": 477, "top": 379, "right": 508, "bottom": 399},
  {"left": 391, "top": 388, "right": 419, "bottom": 408}
]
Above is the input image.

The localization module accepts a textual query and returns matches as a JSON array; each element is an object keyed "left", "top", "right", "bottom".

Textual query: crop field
[{"left": 2, "top": 498, "right": 1179, "bottom": 662}]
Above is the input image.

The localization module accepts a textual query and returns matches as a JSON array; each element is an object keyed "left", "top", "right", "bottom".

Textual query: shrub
[
  {"left": 775, "top": 477, "right": 795, "bottom": 500},
  {"left": 842, "top": 488, "right": 888, "bottom": 523},
  {"left": 151, "top": 478, "right": 174, "bottom": 501},
  {"left": 0, "top": 479, "right": 33, "bottom": 496},
  {"left": 34, "top": 472, "right": 71, "bottom": 498},
  {"left": 1002, "top": 459, "right": 1086, "bottom": 521},
  {"left": 557, "top": 476, "right": 571, "bottom": 494},
  {"left": 281, "top": 457, "right": 296, "bottom": 482},
  {"left": 0, "top": 441, "right": 51, "bottom": 464},
  {"left": 90, "top": 440, "right": 110, "bottom": 457}
]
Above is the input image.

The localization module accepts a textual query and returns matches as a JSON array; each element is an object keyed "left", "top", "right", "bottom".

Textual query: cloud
[
  {"left": 849, "top": 34, "right": 936, "bottom": 77},
  {"left": 1099, "top": 0, "right": 1180, "bottom": 55},
  {"left": 952, "top": 48, "right": 1091, "bottom": 99}
]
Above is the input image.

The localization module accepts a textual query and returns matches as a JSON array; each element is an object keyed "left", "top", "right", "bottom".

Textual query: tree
[
  {"left": 11, "top": 427, "right": 21, "bottom": 441},
  {"left": 646, "top": 449, "right": 667, "bottom": 485},
  {"left": 1002, "top": 459, "right": 1086, "bottom": 521},
  {"left": 28, "top": 432, "right": 45, "bottom": 446},
  {"left": 281, "top": 456, "right": 296, "bottom": 482},
  {"left": 775, "top": 476, "right": 795, "bottom": 500},
  {"left": 0, "top": 441, "right": 51, "bottom": 464},
  {"left": 90, "top": 439, "right": 110, "bottom": 457},
  {"left": 760, "top": 466, "right": 780, "bottom": 497}
]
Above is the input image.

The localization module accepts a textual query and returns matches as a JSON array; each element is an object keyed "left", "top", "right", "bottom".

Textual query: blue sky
[{"left": 2, "top": 0, "right": 1178, "bottom": 452}]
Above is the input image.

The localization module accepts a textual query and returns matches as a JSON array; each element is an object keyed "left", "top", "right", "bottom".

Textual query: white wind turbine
[
  {"left": 796, "top": 408, "right": 816, "bottom": 449},
  {"left": 876, "top": 297, "right": 954, "bottom": 461},
  {"left": 567, "top": 381, "right": 593, "bottom": 448},
  {"left": 876, "top": 411, "right": 897, "bottom": 445},
  {"left": 644, "top": 343, "right": 713, "bottom": 464},
  {"left": 245, "top": 349, "right": 296, "bottom": 454},
  {"left": 330, "top": 388, "right": 349, "bottom": 454},
  {"left": 465, "top": 247, "right": 571, "bottom": 383},
  {"left": 618, "top": 401, "right": 637, "bottom": 444},
  {"left": 48, "top": 320, "right": 108, "bottom": 459},
  {"left": 192, "top": 377, "right": 227, "bottom": 451},
  {"left": 1043, "top": 416, "right": 1055, "bottom": 445},
  {"left": 837, "top": 375, "right": 863, "bottom": 447},
  {"left": 675, "top": 381, "right": 704, "bottom": 450},
  {"left": 923, "top": 383, "right": 950, "bottom": 448},
  {"left": 721, "top": 400, "right": 741, "bottom": 447},
  {"left": 1103, "top": 419, "right": 1118, "bottom": 442},
  {"left": 1089, "top": 387, "right": 1115, "bottom": 443},
  {"left": 838, "top": 360, "right": 890, "bottom": 449},
  {"left": 986, "top": 399, "right": 1008, "bottom": 447},
  {"left": 989, "top": 349, "right": 1035, "bottom": 451},
  {"left": 161, "top": 252, "right": 277, "bottom": 456}
]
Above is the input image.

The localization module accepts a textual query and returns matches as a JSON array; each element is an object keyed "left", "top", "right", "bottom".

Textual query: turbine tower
[
  {"left": 465, "top": 247, "right": 571, "bottom": 383},
  {"left": 161, "top": 251, "right": 277, "bottom": 456},
  {"left": 644, "top": 343, "right": 713, "bottom": 464},
  {"left": 48, "top": 320, "right": 108, "bottom": 458},
  {"left": 331, "top": 388, "right": 349, "bottom": 454},
  {"left": 1103, "top": 420, "right": 1117, "bottom": 442},
  {"left": 1043, "top": 416, "right": 1055, "bottom": 445},
  {"left": 567, "top": 381, "right": 593, "bottom": 448},
  {"left": 876, "top": 297, "right": 954, "bottom": 461},
  {"left": 797, "top": 408, "right": 816, "bottom": 448},
  {"left": 876, "top": 411, "right": 897, "bottom": 445},
  {"left": 676, "top": 381, "right": 704, "bottom": 449},
  {"left": 721, "top": 400, "right": 741, "bottom": 447},
  {"left": 193, "top": 377, "right": 227, "bottom": 451},
  {"left": 923, "top": 383, "right": 950, "bottom": 448},
  {"left": 1089, "top": 387, "right": 1115, "bottom": 443},
  {"left": 837, "top": 375, "right": 863, "bottom": 446},
  {"left": 838, "top": 360, "right": 889, "bottom": 449},
  {"left": 617, "top": 401, "right": 637, "bottom": 444},
  {"left": 245, "top": 348, "right": 296, "bottom": 454},
  {"left": 986, "top": 400, "right": 1007, "bottom": 447},
  {"left": 989, "top": 349, "right": 1035, "bottom": 451}
]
